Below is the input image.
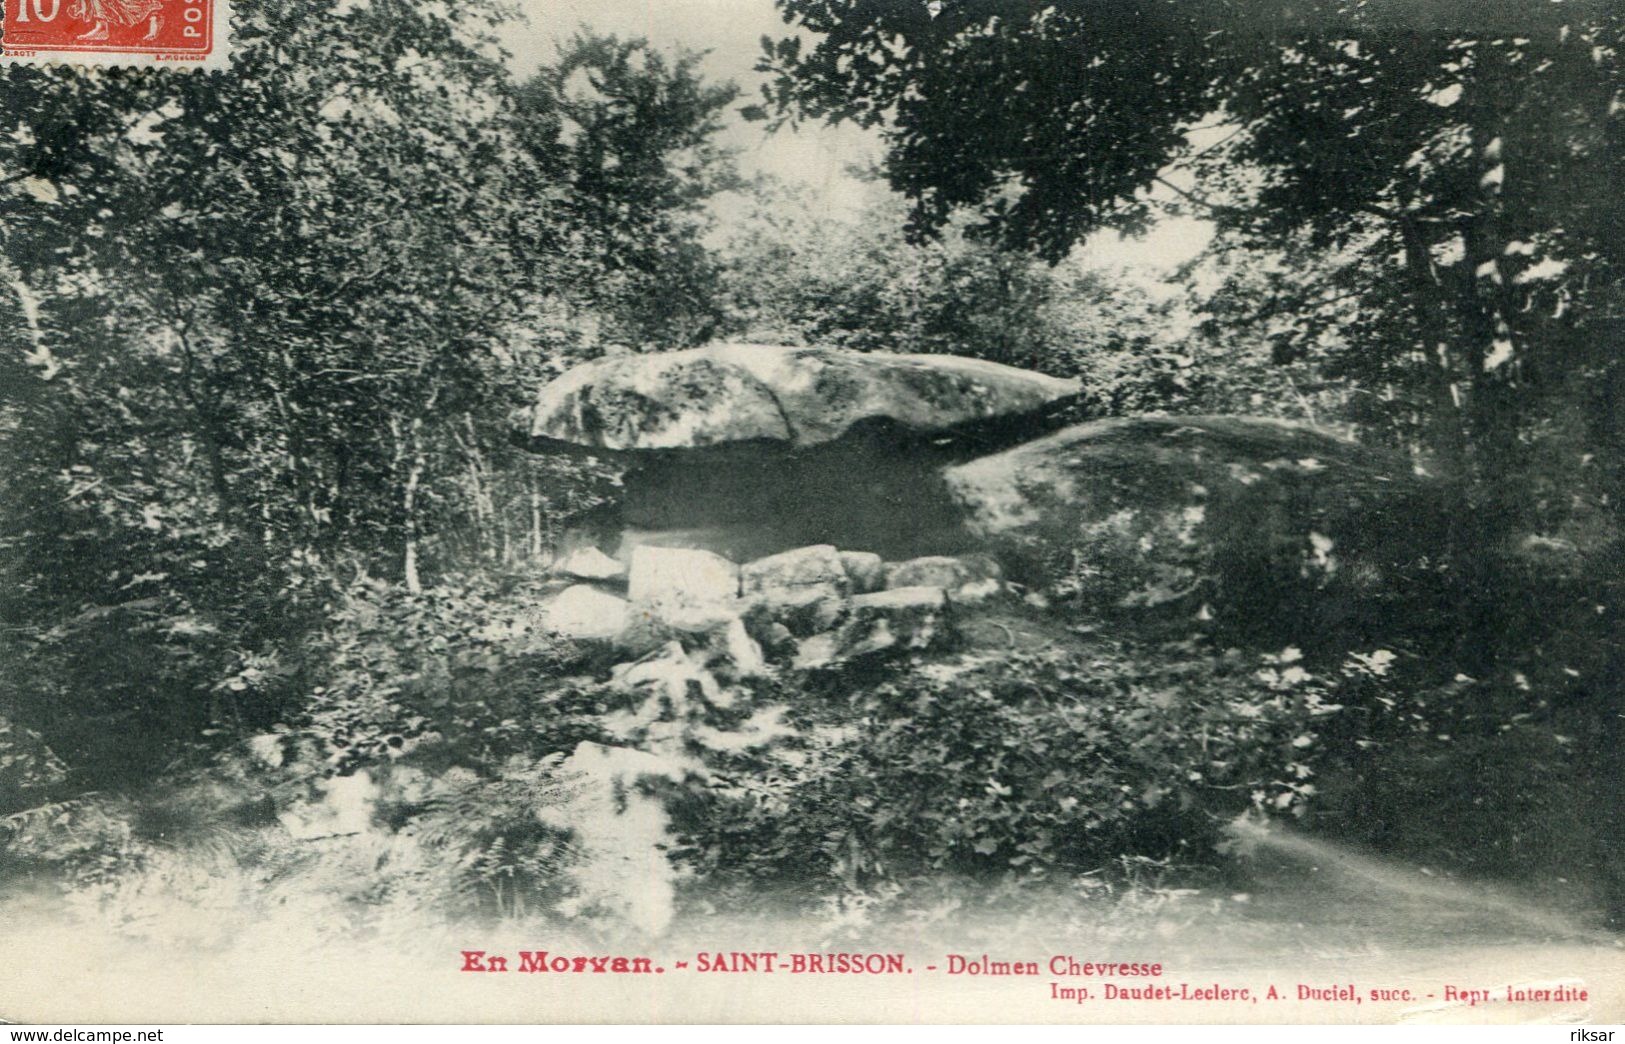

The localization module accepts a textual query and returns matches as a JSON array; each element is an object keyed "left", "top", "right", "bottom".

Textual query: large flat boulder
[
  {"left": 527, "top": 343, "right": 1082, "bottom": 453},
  {"left": 942, "top": 415, "right": 1446, "bottom": 638},
  {"left": 627, "top": 546, "right": 742, "bottom": 633}
]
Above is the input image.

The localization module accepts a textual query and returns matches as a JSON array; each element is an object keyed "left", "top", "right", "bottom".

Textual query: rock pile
[
  {"left": 528, "top": 536, "right": 1000, "bottom": 936},
  {"left": 528, "top": 348, "right": 1438, "bottom": 641},
  {"left": 538, "top": 540, "right": 1002, "bottom": 678}
]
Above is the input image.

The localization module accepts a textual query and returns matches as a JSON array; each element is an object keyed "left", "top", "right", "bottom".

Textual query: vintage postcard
[{"left": 0, "top": 0, "right": 1620, "bottom": 1027}]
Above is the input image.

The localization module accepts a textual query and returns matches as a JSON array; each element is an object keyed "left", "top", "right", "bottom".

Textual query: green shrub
[
  {"left": 299, "top": 576, "right": 613, "bottom": 773},
  {"left": 1312, "top": 644, "right": 1625, "bottom": 918},
  {"left": 678, "top": 638, "right": 1352, "bottom": 908}
]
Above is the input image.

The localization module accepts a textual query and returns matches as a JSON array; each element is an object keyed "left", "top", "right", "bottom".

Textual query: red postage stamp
[{"left": 1, "top": 0, "right": 230, "bottom": 67}]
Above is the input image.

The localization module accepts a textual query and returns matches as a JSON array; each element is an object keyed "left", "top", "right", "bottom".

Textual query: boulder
[
  {"left": 792, "top": 586, "right": 952, "bottom": 669},
  {"left": 610, "top": 640, "right": 723, "bottom": 709},
  {"left": 741, "top": 544, "right": 851, "bottom": 636},
  {"left": 885, "top": 553, "right": 1008, "bottom": 605},
  {"left": 839, "top": 550, "right": 886, "bottom": 593},
  {"left": 699, "top": 617, "right": 768, "bottom": 680},
  {"left": 743, "top": 544, "right": 850, "bottom": 596},
  {"left": 540, "top": 584, "right": 630, "bottom": 641},
  {"left": 526, "top": 343, "right": 1082, "bottom": 453},
  {"left": 627, "top": 545, "right": 741, "bottom": 632},
  {"left": 883, "top": 553, "right": 1003, "bottom": 592},
  {"left": 550, "top": 545, "right": 626, "bottom": 583},
  {"left": 942, "top": 415, "right": 1446, "bottom": 637}
]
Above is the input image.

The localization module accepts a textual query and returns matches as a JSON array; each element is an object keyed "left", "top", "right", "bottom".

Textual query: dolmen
[
  {"left": 510, "top": 345, "right": 1447, "bottom": 939},
  {"left": 520, "top": 344, "right": 1443, "bottom": 656}
]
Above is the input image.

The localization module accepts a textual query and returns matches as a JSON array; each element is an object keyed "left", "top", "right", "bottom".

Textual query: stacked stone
[{"left": 539, "top": 542, "right": 1005, "bottom": 674}]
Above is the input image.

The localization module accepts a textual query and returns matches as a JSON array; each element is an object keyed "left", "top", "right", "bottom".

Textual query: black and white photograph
[{"left": 0, "top": 0, "right": 1621, "bottom": 1026}]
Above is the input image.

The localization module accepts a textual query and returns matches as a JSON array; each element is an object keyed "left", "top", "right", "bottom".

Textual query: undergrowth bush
[
  {"left": 1311, "top": 638, "right": 1624, "bottom": 917},
  {"left": 2, "top": 574, "right": 617, "bottom": 932},
  {"left": 299, "top": 575, "right": 614, "bottom": 772},
  {"left": 676, "top": 638, "right": 1372, "bottom": 911}
]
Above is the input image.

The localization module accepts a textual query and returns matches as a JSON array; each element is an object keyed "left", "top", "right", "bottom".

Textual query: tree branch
[{"left": 1152, "top": 176, "right": 1250, "bottom": 220}]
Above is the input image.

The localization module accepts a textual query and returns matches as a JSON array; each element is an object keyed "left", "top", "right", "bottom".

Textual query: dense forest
[{"left": 1, "top": 0, "right": 1621, "bottom": 977}]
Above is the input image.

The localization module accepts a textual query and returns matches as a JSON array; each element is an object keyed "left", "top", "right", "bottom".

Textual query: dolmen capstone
[{"left": 522, "top": 342, "right": 1084, "bottom": 561}]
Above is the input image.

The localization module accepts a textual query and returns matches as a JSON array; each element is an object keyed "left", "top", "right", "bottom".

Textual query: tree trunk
[
  {"left": 1458, "top": 117, "right": 1525, "bottom": 529},
  {"left": 529, "top": 483, "right": 544, "bottom": 561},
  {"left": 1393, "top": 214, "right": 1469, "bottom": 478},
  {"left": 458, "top": 412, "right": 496, "bottom": 562},
  {"left": 393, "top": 386, "right": 439, "bottom": 595},
  {"left": 170, "top": 326, "right": 236, "bottom": 515},
  {"left": 402, "top": 438, "right": 424, "bottom": 595}
]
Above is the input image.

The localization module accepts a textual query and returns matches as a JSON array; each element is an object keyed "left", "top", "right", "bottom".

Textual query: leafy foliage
[
  {"left": 757, "top": 0, "right": 1625, "bottom": 515},
  {"left": 718, "top": 180, "right": 1307, "bottom": 418},
  {"left": 520, "top": 34, "right": 744, "bottom": 349},
  {"left": 681, "top": 638, "right": 1354, "bottom": 906},
  {"left": 0, "top": 5, "right": 735, "bottom": 791},
  {"left": 299, "top": 576, "right": 613, "bottom": 774}
]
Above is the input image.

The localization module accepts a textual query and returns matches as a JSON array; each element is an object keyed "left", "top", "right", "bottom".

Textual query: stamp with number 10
[{"left": 2, "top": 0, "right": 229, "bottom": 68}]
